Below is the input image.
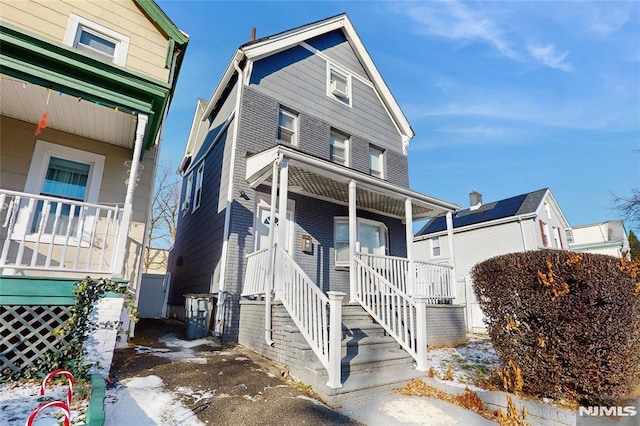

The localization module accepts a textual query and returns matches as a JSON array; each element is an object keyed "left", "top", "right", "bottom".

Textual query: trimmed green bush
[{"left": 471, "top": 250, "right": 640, "bottom": 405}]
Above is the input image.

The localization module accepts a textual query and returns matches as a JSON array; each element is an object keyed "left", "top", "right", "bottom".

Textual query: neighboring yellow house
[{"left": 0, "top": 0, "right": 188, "bottom": 376}]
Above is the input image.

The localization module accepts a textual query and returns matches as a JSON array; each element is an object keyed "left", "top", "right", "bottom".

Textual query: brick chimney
[{"left": 469, "top": 190, "right": 482, "bottom": 211}]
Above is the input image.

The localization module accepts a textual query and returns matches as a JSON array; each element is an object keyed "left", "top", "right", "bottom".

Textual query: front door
[{"left": 254, "top": 195, "right": 294, "bottom": 253}]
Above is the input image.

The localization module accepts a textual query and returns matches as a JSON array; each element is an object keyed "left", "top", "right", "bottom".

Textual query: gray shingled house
[{"left": 168, "top": 14, "right": 466, "bottom": 404}]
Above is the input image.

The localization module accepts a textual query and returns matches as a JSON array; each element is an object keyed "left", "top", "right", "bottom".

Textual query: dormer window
[
  {"left": 63, "top": 13, "right": 130, "bottom": 66},
  {"left": 327, "top": 65, "right": 351, "bottom": 106}
]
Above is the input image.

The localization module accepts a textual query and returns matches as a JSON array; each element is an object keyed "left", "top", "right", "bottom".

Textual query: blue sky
[{"left": 157, "top": 0, "right": 640, "bottom": 232}]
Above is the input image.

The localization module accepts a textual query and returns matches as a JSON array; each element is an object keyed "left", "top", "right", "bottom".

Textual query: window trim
[
  {"left": 334, "top": 216, "right": 388, "bottom": 267},
  {"left": 329, "top": 129, "right": 350, "bottom": 166},
  {"left": 192, "top": 162, "right": 204, "bottom": 212},
  {"left": 431, "top": 237, "right": 441, "bottom": 258},
  {"left": 15, "top": 141, "right": 105, "bottom": 242},
  {"left": 277, "top": 108, "right": 298, "bottom": 146},
  {"left": 326, "top": 63, "right": 352, "bottom": 107},
  {"left": 63, "top": 13, "right": 130, "bottom": 66},
  {"left": 369, "top": 145, "right": 385, "bottom": 179},
  {"left": 182, "top": 172, "right": 193, "bottom": 216}
]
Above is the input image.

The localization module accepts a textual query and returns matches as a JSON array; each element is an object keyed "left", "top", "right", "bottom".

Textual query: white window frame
[
  {"left": 329, "top": 129, "right": 349, "bottom": 166},
  {"left": 182, "top": 172, "right": 193, "bottom": 216},
  {"left": 334, "top": 217, "right": 388, "bottom": 267},
  {"left": 565, "top": 229, "right": 574, "bottom": 244},
  {"left": 326, "top": 63, "right": 352, "bottom": 107},
  {"left": 63, "top": 13, "right": 130, "bottom": 66},
  {"left": 277, "top": 108, "right": 298, "bottom": 146},
  {"left": 369, "top": 145, "right": 385, "bottom": 179},
  {"left": 192, "top": 162, "right": 204, "bottom": 212},
  {"left": 431, "top": 237, "right": 441, "bottom": 258},
  {"left": 15, "top": 141, "right": 105, "bottom": 243},
  {"left": 544, "top": 202, "right": 551, "bottom": 219}
]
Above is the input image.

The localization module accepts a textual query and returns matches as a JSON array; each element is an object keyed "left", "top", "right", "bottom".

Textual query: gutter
[{"left": 414, "top": 213, "right": 538, "bottom": 241}]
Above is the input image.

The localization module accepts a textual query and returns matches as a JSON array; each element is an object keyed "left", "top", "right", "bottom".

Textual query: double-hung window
[
  {"left": 369, "top": 145, "right": 384, "bottom": 178},
  {"left": 431, "top": 237, "right": 441, "bottom": 257},
  {"left": 334, "top": 217, "right": 388, "bottom": 267},
  {"left": 330, "top": 130, "right": 349, "bottom": 166},
  {"left": 63, "top": 13, "right": 130, "bottom": 66},
  {"left": 193, "top": 163, "right": 204, "bottom": 212},
  {"left": 278, "top": 108, "right": 298, "bottom": 145},
  {"left": 182, "top": 172, "right": 193, "bottom": 215}
]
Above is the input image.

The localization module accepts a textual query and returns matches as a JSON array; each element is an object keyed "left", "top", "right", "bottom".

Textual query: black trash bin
[{"left": 184, "top": 293, "right": 216, "bottom": 339}]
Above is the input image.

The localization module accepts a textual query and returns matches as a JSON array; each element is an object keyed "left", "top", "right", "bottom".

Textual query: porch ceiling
[
  {"left": 0, "top": 74, "right": 137, "bottom": 148},
  {"left": 246, "top": 145, "right": 460, "bottom": 220}
]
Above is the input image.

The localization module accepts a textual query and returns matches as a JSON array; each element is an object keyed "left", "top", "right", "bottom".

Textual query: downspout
[
  {"left": 518, "top": 217, "right": 528, "bottom": 250},
  {"left": 214, "top": 59, "right": 244, "bottom": 337}
]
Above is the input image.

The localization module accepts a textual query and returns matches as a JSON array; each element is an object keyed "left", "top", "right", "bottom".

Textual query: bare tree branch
[{"left": 613, "top": 188, "right": 640, "bottom": 228}]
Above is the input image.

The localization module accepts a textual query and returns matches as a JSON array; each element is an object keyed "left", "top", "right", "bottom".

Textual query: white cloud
[
  {"left": 527, "top": 44, "right": 572, "bottom": 72},
  {"left": 403, "top": 1, "right": 518, "bottom": 59},
  {"left": 438, "top": 125, "right": 507, "bottom": 138}
]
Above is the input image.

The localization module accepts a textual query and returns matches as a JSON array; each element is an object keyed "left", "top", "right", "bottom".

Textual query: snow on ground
[
  {"left": 132, "top": 333, "right": 211, "bottom": 364},
  {"left": 426, "top": 335, "right": 501, "bottom": 385},
  {"left": 0, "top": 381, "right": 88, "bottom": 425},
  {"left": 104, "top": 375, "right": 207, "bottom": 426}
]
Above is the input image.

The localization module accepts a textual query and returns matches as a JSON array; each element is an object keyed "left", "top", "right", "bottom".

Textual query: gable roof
[
  {"left": 200, "top": 14, "right": 413, "bottom": 144},
  {"left": 415, "top": 188, "right": 550, "bottom": 236}
]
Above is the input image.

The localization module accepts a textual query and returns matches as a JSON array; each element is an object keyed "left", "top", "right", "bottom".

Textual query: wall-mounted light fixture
[{"left": 239, "top": 190, "right": 250, "bottom": 200}]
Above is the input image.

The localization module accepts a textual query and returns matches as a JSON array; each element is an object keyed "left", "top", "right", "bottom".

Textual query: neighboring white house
[
  {"left": 569, "top": 220, "right": 630, "bottom": 258},
  {"left": 413, "top": 188, "right": 572, "bottom": 332}
]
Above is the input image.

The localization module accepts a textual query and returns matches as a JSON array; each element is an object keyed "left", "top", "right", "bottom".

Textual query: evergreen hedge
[{"left": 471, "top": 250, "right": 640, "bottom": 405}]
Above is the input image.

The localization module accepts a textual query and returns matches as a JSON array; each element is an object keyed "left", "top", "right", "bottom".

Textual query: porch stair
[{"left": 284, "top": 303, "right": 425, "bottom": 407}]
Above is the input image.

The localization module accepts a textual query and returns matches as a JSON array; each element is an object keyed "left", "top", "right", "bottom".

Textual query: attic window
[
  {"left": 327, "top": 65, "right": 351, "bottom": 106},
  {"left": 63, "top": 13, "right": 130, "bottom": 66}
]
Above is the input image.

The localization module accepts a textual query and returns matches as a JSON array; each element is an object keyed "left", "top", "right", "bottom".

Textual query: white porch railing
[
  {"left": 414, "top": 260, "right": 454, "bottom": 304},
  {"left": 358, "top": 253, "right": 454, "bottom": 303},
  {"left": 242, "top": 248, "right": 270, "bottom": 296},
  {"left": 0, "top": 189, "right": 123, "bottom": 274},
  {"left": 354, "top": 256, "right": 428, "bottom": 370}
]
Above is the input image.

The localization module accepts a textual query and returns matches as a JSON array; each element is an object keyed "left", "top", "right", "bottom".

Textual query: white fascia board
[
  {"left": 544, "top": 190, "right": 571, "bottom": 229},
  {"left": 201, "top": 50, "right": 245, "bottom": 122},
  {"left": 413, "top": 213, "right": 538, "bottom": 241}
]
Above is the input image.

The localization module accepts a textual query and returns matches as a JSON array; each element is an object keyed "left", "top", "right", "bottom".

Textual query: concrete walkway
[{"left": 339, "top": 393, "right": 497, "bottom": 426}]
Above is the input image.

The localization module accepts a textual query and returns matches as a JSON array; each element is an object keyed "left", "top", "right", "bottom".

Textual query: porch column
[
  {"left": 275, "top": 158, "right": 289, "bottom": 299},
  {"left": 265, "top": 158, "right": 279, "bottom": 347},
  {"left": 446, "top": 211, "right": 457, "bottom": 302},
  {"left": 113, "top": 113, "right": 147, "bottom": 276},
  {"left": 348, "top": 180, "right": 357, "bottom": 302},
  {"left": 405, "top": 198, "right": 415, "bottom": 295}
]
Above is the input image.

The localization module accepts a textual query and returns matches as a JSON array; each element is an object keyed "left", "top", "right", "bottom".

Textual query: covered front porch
[{"left": 241, "top": 145, "right": 461, "bottom": 388}]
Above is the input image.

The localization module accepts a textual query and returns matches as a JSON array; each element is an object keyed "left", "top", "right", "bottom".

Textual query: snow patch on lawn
[{"left": 427, "top": 335, "right": 501, "bottom": 385}]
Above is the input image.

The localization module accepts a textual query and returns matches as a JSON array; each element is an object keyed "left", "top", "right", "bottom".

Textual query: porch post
[
  {"left": 414, "top": 295, "right": 429, "bottom": 371},
  {"left": 265, "top": 158, "right": 279, "bottom": 347},
  {"left": 275, "top": 158, "right": 289, "bottom": 299},
  {"left": 405, "top": 198, "right": 415, "bottom": 295},
  {"left": 348, "top": 180, "right": 357, "bottom": 302},
  {"left": 113, "top": 113, "right": 147, "bottom": 276},
  {"left": 326, "top": 291, "right": 346, "bottom": 389},
  {"left": 446, "top": 211, "right": 457, "bottom": 302}
]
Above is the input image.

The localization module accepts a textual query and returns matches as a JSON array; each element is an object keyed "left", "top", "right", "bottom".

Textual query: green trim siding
[
  {"left": 0, "top": 21, "right": 172, "bottom": 150},
  {"left": 0, "top": 276, "right": 128, "bottom": 305},
  {"left": 134, "top": 0, "right": 189, "bottom": 45}
]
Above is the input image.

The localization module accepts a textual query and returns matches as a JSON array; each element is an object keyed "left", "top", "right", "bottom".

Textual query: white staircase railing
[
  {"left": 0, "top": 189, "right": 123, "bottom": 274},
  {"left": 354, "top": 256, "right": 429, "bottom": 370},
  {"left": 278, "top": 248, "right": 344, "bottom": 389},
  {"left": 357, "top": 253, "right": 410, "bottom": 293},
  {"left": 242, "top": 248, "right": 270, "bottom": 296}
]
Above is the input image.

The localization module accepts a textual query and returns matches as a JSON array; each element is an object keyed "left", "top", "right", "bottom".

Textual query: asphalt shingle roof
[{"left": 415, "top": 188, "right": 549, "bottom": 236}]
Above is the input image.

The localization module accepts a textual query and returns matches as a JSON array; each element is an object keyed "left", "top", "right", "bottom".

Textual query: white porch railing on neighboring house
[
  {"left": 242, "top": 248, "right": 271, "bottom": 296},
  {"left": 358, "top": 253, "right": 454, "bottom": 303},
  {"left": 0, "top": 189, "right": 123, "bottom": 274},
  {"left": 414, "top": 260, "right": 454, "bottom": 304}
]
